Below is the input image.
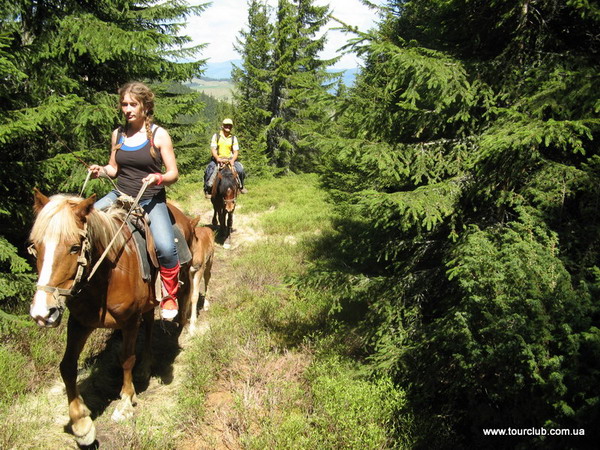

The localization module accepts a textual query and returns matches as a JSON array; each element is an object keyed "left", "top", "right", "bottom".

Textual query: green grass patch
[
  {"left": 239, "top": 173, "right": 331, "bottom": 236},
  {"left": 0, "top": 345, "right": 30, "bottom": 407},
  {"left": 242, "top": 355, "right": 408, "bottom": 449},
  {"left": 176, "top": 172, "right": 409, "bottom": 447}
]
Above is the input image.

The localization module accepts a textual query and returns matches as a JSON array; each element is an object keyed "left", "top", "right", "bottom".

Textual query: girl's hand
[
  {"left": 88, "top": 165, "right": 103, "bottom": 179},
  {"left": 142, "top": 173, "right": 163, "bottom": 186}
]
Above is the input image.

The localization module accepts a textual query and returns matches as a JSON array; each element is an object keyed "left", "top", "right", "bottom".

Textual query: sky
[{"left": 183, "top": 0, "right": 382, "bottom": 69}]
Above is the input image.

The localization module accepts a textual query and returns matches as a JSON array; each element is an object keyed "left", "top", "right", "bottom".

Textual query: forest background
[{"left": 1, "top": 0, "right": 599, "bottom": 448}]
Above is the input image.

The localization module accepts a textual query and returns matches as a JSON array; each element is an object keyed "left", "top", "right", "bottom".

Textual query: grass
[
  {"left": 1, "top": 173, "right": 408, "bottom": 448},
  {"left": 176, "top": 173, "right": 408, "bottom": 448}
]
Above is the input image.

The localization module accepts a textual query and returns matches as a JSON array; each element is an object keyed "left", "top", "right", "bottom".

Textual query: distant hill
[
  {"left": 202, "top": 59, "right": 241, "bottom": 80},
  {"left": 200, "top": 59, "right": 359, "bottom": 86},
  {"left": 189, "top": 62, "right": 360, "bottom": 99},
  {"left": 187, "top": 78, "right": 234, "bottom": 101}
]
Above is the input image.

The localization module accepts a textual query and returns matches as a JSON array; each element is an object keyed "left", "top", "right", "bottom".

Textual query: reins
[
  {"left": 86, "top": 180, "right": 149, "bottom": 281},
  {"left": 30, "top": 180, "right": 150, "bottom": 308},
  {"left": 80, "top": 166, "right": 119, "bottom": 197}
]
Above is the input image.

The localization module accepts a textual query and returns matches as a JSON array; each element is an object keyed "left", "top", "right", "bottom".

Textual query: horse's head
[
  {"left": 29, "top": 189, "right": 96, "bottom": 327},
  {"left": 223, "top": 186, "right": 237, "bottom": 213},
  {"left": 217, "top": 165, "right": 238, "bottom": 213}
]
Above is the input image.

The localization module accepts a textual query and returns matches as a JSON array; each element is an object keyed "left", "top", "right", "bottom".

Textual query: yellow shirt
[{"left": 211, "top": 132, "right": 239, "bottom": 158}]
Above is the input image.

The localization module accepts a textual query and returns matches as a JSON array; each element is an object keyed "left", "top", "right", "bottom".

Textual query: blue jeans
[
  {"left": 204, "top": 160, "right": 245, "bottom": 190},
  {"left": 94, "top": 190, "right": 179, "bottom": 269}
]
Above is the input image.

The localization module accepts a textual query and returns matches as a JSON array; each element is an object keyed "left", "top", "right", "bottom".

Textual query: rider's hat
[{"left": 222, "top": 118, "right": 234, "bottom": 126}]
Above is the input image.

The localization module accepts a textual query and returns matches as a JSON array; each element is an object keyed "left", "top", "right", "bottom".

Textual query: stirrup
[{"left": 160, "top": 295, "right": 178, "bottom": 320}]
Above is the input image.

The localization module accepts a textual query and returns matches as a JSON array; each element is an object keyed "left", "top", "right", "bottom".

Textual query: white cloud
[{"left": 183, "top": 0, "right": 381, "bottom": 69}]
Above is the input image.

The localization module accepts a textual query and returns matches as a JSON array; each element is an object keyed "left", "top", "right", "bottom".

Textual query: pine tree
[
  {"left": 305, "top": 0, "right": 600, "bottom": 446},
  {"left": 266, "top": 0, "right": 337, "bottom": 171},
  {"left": 232, "top": 0, "right": 274, "bottom": 177},
  {"left": 0, "top": 0, "right": 207, "bottom": 312}
]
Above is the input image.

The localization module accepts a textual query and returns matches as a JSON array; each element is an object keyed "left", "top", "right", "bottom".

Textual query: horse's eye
[{"left": 70, "top": 245, "right": 81, "bottom": 254}]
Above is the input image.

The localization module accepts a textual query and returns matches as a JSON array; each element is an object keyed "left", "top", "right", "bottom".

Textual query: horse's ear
[
  {"left": 74, "top": 194, "right": 97, "bottom": 220},
  {"left": 33, "top": 188, "right": 50, "bottom": 215},
  {"left": 190, "top": 216, "right": 201, "bottom": 228}
]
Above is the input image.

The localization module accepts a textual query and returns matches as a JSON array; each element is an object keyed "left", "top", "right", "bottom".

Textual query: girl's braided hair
[{"left": 114, "top": 82, "right": 158, "bottom": 160}]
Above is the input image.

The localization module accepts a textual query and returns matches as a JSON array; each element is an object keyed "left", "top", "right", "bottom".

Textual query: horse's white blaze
[{"left": 30, "top": 239, "right": 58, "bottom": 319}]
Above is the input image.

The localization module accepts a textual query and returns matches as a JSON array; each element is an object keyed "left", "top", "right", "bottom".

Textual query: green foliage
[
  {"left": 303, "top": 0, "right": 600, "bottom": 446},
  {"left": 0, "top": 1, "right": 208, "bottom": 318},
  {"left": 233, "top": 0, "right": 339, "bottom": 172},
  {"left": 306, "top": 357, "right": 406, "bottom": 449},
  {"left": 0, "top": 236, "right": 33, "bottom": 308},
  {"left": 245, "top": 356, "right": 407, "bottom": 449},
  {"left": 410, "top": 221, "right": 586, "bottom": 445},
  {"left": 232, "top": 0, "right": 273, "bottom": 177}
]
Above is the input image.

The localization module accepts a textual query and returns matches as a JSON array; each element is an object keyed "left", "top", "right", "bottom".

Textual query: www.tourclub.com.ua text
[{"left": 482, "top": 427, "right": 585, "bottom": 436}]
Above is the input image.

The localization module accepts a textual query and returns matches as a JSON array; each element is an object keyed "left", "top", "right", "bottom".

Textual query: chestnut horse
[
  {"left": 28, "top": 189, "right": 194, "bottom": 446},
  {"left": 184, "top": 219, "right": 215, "bottom": 335},
  {"left": 211, "top": 161, "right": 239, "bottom": 248}
]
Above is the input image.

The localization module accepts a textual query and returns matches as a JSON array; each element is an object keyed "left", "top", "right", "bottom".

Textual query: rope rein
[
  {"left": 30, "top": 179, "right": 150, "bottom": 308},
  {"left": 86, "top": 180, "right": 149, "bottom": 281}
]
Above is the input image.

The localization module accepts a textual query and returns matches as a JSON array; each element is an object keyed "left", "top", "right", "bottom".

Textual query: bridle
[
  {"left": 28, "top": 223, "right": 92, "bottom": 311},
  {"left": 214, "top": 161, "right": 239, "bottom": 208},
  {"left": 29, "top": 181, "right": 149, "bottom": 312}
]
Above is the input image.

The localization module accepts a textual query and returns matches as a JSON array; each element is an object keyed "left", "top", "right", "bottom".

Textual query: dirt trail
[{"left": 13, "top": 198, "right": 266, "bottom": 449}]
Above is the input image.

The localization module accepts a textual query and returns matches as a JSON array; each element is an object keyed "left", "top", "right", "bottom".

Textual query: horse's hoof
[
  {"left": 111, "top": 397, "right": 134, "bottom": 422},
  {"left": 72, "top": 416, "right": 96, "bottom": 447},
  {"left": 223, "top": 243, "right": 231, "bottom": 249}
]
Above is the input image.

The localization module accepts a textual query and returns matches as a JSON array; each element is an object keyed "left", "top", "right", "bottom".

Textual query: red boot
[{"left": 159, "top": 263, "right": 180, "bottom": 320}]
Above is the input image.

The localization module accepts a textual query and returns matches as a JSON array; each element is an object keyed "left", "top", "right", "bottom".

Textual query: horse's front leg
[
  {"left": 211, "top": 202, "right": 218, "bottom": 227},
  {"left": 202, "top": 258, "right": 212, "bottom": 311},
  {"left": 218, "top": 207, "right": 226, "bottom": 233},
  {"left": 60, "top": 316, "right": 95, "bottom": 446},
  {"left": 111, "top": 320, "right": 140, "bottom": 422},
  {"left": 227, "top": 210, "right": 234, "bottom": 236}
]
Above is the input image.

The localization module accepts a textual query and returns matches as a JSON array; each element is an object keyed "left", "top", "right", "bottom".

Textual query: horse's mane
[
  {"left": 217, "top": 167, "right": 237, "bottom": 195},
  {"left": 30, "top": 194, "right": 129, "bottom": 259}
]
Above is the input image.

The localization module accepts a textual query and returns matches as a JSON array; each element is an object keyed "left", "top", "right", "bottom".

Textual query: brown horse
[
  {"left": 28, "top": 189, "right": 194, "bottom": 446},
  {"left": 183, "top": 218, "right": 215, "bottom": 334},
  {"left": 211, "top": 161, "right": 239, "bottom": 248}
]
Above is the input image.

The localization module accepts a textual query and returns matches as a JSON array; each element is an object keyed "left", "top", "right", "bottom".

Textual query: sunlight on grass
[{"left": 177, "top": 173, "right": 407, "bottom": 447}]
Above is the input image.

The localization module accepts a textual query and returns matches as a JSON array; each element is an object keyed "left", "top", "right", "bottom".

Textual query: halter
[
  {"left": 28, "top": 224, "right": 91, "bottom": 310},
  {"left": 214, "top": 161, "right": 239, "bottom": 207}
]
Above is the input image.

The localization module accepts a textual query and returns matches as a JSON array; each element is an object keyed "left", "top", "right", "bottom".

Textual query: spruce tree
[
  {"left": 0, "top": 0, "right": 207, "bottom": 312},
  {"left": 232, "top": 0, "right": 273, "bottom": 177},
  {"left": 307, "top": 0, "right": 600, "bottom": 446},
  {"left": 266, "top": 0, "right": 337, "bottom": 171}
]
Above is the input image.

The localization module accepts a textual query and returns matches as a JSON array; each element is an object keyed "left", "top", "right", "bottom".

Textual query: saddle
[{"left": 126, "top": 211, "right": 192, "bottom": 281}]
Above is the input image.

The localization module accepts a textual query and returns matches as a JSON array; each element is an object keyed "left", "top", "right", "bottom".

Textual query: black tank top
[{"left": 115, "top": 127, "right": 165, "bottom": 201}]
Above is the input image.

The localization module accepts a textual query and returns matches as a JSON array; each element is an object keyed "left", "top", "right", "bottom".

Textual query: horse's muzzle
[
  {"left": 30, "top": 297, "right": 64, "bottom": 327},
  {"left": 32, "top": 307, "right": 63, "bottom": 328}
]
